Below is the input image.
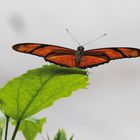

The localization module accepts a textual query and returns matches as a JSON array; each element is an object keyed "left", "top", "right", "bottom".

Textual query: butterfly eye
[{"left": 77, "top": 46, "right": 84, "bottom": 51}]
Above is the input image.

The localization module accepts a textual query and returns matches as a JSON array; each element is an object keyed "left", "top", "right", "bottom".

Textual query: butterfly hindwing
[
  {"left": 45, "top": 54, "right": 76, "bottom": 67},
  {"left": 79, "top": 55, "right": 109, "bottom": 68}
]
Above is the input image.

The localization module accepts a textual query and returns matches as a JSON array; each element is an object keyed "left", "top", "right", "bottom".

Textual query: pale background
[{"left": 1, "top": 0, "right": 140, "bottom": 139}]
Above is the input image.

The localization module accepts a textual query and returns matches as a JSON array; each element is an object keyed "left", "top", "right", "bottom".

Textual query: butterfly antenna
[
  {"left": 66, "top": 28, "right": 81, "bottom": 46},
  {"left": 82, "top": 33, "right": 107, "bottom": 46}
]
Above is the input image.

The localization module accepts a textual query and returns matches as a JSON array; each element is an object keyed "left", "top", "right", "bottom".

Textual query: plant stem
[
  {"left": 11, "top": 120, "right": 21, "bottom": 140},
  {"left": 4, "top": 114, "right": 9, "bottom": 140}
]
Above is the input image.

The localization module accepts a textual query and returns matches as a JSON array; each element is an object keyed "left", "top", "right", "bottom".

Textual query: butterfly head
[{"left": 77, "top": 46, "right": 84, "bottom": 51}]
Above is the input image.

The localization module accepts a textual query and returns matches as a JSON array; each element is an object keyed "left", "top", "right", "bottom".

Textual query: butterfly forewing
[
  {"left": 84, "top": 47, "right": 140, "bottom": 59},
  {"left": 12, "top": 43, "right": 75, "bottom": 55},
  {"left": 13, "top": 43, "right": 75, "bottom": 56}
]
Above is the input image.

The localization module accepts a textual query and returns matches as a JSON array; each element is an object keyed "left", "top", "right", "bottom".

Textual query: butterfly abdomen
[{"left": 75, "top": 46, "right": 84, "bottom": 67}]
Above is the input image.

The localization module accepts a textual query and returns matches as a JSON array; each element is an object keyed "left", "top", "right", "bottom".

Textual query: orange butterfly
[
  {"left": 12, "top": 43, "right": 140, "bottom": 69},
  {"left": 12, "top": 30, "right": 140, "bottom": 68}
]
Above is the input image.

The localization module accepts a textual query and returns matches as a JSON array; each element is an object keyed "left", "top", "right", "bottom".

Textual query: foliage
[
  {"left": 0, "top": 65, "right": 88, "bottom": 121},
  {"left": 47, "top": 129, "right": 73, "bottom": 140},
  {"left": 12, "top": 117, "right": 46, "bottom": 140},
  {"left": 0, "top": 64, "right": 88, "bottom": 139}
]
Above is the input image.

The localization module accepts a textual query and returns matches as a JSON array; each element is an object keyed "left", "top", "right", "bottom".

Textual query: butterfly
[{"left": 12, "top": 43, "right": 140, "bottom": 69}]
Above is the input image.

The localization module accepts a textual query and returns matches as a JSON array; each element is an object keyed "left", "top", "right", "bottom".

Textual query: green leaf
[
  {"left": 54, "top": 129, "right": 67, "bottom": 140},
  {"left": 12, "top": 117, "right": 46, "bottom": 140},
  {"left": 53, "top": 129, "right": 73, "bottom": 140},
  {"left": 0, "top": 64, "right": 88, "bottom": 120}
]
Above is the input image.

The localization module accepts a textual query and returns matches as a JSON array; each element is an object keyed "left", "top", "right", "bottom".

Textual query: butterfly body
[
  {"left": 12, "top": 43, "right": 140, "bottom": 69},
  {"left": 75, "top": 46, "right": 84, "bottom": 67}
]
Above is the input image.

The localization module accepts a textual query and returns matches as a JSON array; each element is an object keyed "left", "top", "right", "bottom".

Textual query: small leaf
[
  {"left": 54, "top": 129, "right": 67, "bottom": 140},
  {"left": 0, "top": 65, "right": 88, "bottom": 120},
  {"left": 12, "top": 117, "right": 46, "bottom": 140}
]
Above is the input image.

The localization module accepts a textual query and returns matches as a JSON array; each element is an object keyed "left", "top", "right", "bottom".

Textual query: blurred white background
[{"left": 1, "top": 0, "right": 140, "bottom": 139}]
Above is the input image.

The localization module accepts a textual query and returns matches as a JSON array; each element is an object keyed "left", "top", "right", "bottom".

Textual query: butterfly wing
[
  {"left": 12, "top": 43, "right": 76, "bottom": 67},
  {"left": 80, "top": 47, "right": 140, "bottom": 68}
]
